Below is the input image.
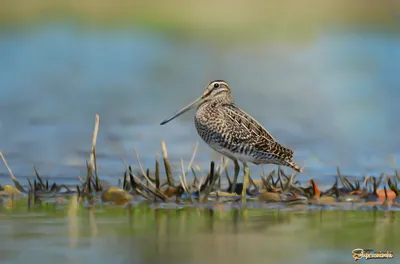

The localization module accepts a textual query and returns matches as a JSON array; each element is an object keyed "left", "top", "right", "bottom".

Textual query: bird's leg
[
  {"left": 231, "top": 159, "right": 240, "bottom": 194},
  {"left": 241, "top": 162, "right": 249, "bottom": 203}
]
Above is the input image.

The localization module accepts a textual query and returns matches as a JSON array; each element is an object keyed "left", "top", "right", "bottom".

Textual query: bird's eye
[{"left": 213, "top": 83, "right": 220, "bottom": 88}]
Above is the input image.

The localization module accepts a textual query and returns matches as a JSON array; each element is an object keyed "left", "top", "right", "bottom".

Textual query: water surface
[
  {"left": 0, "top": 24, "right": 399, "bottom": 183},
  {"left": 0, "top": 199, "right": 398, "bottom": 264}
]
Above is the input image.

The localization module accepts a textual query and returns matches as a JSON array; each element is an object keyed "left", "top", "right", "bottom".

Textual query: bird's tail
[
  {"left": 273, "top": 142, "right": 303, "bottom": 172},
  {"left": 287, "top": 161, "right": 303, "bottom": 173}
]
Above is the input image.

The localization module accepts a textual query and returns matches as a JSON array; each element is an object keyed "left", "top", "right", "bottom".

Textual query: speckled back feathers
[{"left": 194, "top": 81, "right": 301, "bottom": 172}]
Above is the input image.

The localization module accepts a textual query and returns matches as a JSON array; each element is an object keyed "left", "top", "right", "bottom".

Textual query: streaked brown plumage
[{"left": 160, "top": 80, "right": 302, "bottom": 201}]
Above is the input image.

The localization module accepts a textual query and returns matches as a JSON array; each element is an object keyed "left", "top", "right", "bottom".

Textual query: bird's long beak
[{"left": 160, "top": 95, "right": 205, "bottom": 125}]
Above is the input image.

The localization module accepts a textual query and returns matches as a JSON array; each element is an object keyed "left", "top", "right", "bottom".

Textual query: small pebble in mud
[
  {"left": 162, "top": 186, "right": 184, "bottom": 197},
  {"left": 0, "top": 185, "right": 23, "bottom": 197},
  {"left": 101, "top": 186, "right": 133, "bottom": 205},
  {"left": 258, "top": 192, "right": 281, "bottom": 202}
]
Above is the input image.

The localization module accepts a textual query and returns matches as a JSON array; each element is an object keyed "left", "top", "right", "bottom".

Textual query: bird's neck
[
  {"left": 207, "top": 95, "right": 233, "bottom": 106},
  {"left": 198, "top": 99, "right": 231, "bottom": 111}
]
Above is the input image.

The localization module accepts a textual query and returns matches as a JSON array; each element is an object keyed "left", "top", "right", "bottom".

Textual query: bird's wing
[
  {"left": 224, "top": 104, "right": 276, "bottom": 143},
  {"left": 224, "top": 104, "right": 294, "bottom": 159}
]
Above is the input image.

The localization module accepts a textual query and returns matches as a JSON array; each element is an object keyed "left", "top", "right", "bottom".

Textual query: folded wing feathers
[{"left": 225, "top": 105, "right": 294, "bottom": 161}]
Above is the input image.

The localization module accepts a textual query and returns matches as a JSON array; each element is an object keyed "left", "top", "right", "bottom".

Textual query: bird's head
[{"left": 160, "top": 80, "right": 232, "bottom": 125}]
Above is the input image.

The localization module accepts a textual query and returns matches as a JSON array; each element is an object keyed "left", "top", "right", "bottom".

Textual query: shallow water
[
  {"left": 0, "top": 198, "right": 399, "bottom": 264},
  {"left": 0, "top": 24, "right": 399, "bottom": 184}
]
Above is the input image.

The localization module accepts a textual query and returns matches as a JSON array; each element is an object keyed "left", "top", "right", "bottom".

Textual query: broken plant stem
[
  {"left": 180, "top": 158, "right": 193, "bottom": 203},
  {"left": 0, "top": 151, "right": 25, "bottom": 192},
  {"left": 155, "top": 154, "right": 160, "bottom": 190},
  {"left": 134, "top": 149, "right": 158, "bottom": 191},
  {"left": 90, "top": 114, "right": 99, "bottom": 173},
  {"left": 202, "top": 161, "right": 218, "bottom": 203},
  {"left": 122, "top": 157, "right": 168, "bottom": 201},
  {"left": 161, "top": 140, "right": 174, "bottom": 186},
  {"left": 337, "top": 166, "right": 352, "bottom": 190}
]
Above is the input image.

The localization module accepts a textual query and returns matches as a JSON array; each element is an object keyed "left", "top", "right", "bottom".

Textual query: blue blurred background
[{"left": 0, "top": 0, "right": 399, "bottom": 183}]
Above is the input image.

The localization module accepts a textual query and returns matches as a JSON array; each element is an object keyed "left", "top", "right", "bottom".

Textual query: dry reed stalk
[
  {"left": 91, "top": 114, "right": 101, "bottom": 191},
  {"left": 179, "top": 158, "right": 193, "bottom": 203},
  {"left": 121, "top": 159, "right": 167, "bottom": 201},
  {"left": 376, "top": 173, "right": 384, "bottom": 188},
  {"left": 277, "top": 167, "right": 284, "bottom": 190},
  {"left": 337, "top": 166, "right": 352, "bottom": 190},
  {"left": 84, "top": 161, "right": 92, "bottom": 194},
  {"left": 136, "top": 188, "right": 152, "bottom": 201},
  {"left": 134, "top": 149, "right": 158, "bottom": 191},
  {"left": 0, "top": 152, "right": 25, "bottom": 192},
  {"left": 266, "top": 170, "right": 275, "bottom": 184},
  {"left": 123, "top": 170, "right": 128, "bottom": 191},
  {"left": 184, "top": 141, "right": 199, "bottom": 189},
  {"left": 93, "top": 150, "right": 101, "bottom": 191},
  {"left": 83, "top": 114, "right": 100, "bottom": 194},
  {"left": 155, "top": 154, "right": 160, "bottom": 190},
  {"left": 202, "top": 161, "right": 218, "bottom": 203},
  {"left": 27, "top": 177, "right": 33, "bottom": 191},
  {"left": 90, "top": 114, "right": 99, "bottom": 173},
  {"left": 161, "top": 141, "right": 174, "bottom": 186},
  {"left": 33, "top": 167, "right": 45, "bottom": 190},
  {"left": 146, "top": 168, "right": 155, "bottom": 182},
  {"left": 187, "top": 141, "right": 199, "bottom": 173}
]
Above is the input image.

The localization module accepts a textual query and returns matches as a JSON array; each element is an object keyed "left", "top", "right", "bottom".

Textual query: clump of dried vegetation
[{"left": 0, "top": 114, "right": 399, "bottom": 211}]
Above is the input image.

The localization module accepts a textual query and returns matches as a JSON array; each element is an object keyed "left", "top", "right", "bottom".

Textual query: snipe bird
[{"left": 160, "top": 80, "right": 302, "bottom": 202}]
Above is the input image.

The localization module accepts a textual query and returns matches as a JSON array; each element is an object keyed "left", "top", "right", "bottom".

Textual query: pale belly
[
  {"left": 197, "top": 130, "right": 264, "bottom": 164},
  {"left": 210, "top": 143, "right": 261, "bottom": 164}
]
